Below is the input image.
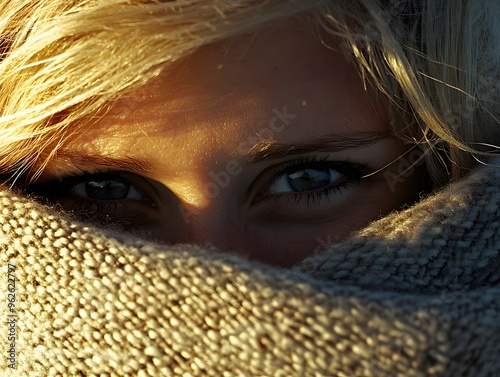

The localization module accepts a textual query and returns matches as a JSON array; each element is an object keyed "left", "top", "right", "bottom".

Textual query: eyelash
[{"left": 264, "top": 156, "right": 367, "bottom": 206}]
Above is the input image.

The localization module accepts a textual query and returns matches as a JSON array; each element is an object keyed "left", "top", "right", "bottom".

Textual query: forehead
[
  {"left": 64, "top": 18, "right": 387, "bottom": 163},
  {"left": 110, "top": 20, "right": 355, "bottom": 102}
]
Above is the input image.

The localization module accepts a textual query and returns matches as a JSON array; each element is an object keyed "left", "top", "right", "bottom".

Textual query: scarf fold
[{"left": 1, "top": 160, "right": 499, "bottom": 376}]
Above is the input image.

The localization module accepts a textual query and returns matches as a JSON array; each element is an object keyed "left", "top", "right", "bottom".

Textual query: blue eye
[
  {"left": 27, "top": 170, "right": 159, "bottom": 232},
  {"left": 33, "top": 171, "right": 149, "bottom": 204},
  {"left": 269, "top": 167, "right": 344, "bottom": 193},
  {"left": 71, "top": 178, "right": 144, "bottom": 201},
  {"left": 262, "top": 158, "right": 366, "bottom": 203}
]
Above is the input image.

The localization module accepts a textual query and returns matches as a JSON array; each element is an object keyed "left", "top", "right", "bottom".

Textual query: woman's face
[{"left": 33, "top": 20, "right": 425, "bottom": 266}]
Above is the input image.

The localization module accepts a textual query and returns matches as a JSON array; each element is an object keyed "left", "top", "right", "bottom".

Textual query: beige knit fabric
[{"left": 1, "top": 160, "right": 499, "bottom": 376}]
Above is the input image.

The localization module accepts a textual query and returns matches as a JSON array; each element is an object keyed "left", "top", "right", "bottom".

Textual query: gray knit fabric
[{"left": 1, "top": 160, "right": 499, "bottom": 376}]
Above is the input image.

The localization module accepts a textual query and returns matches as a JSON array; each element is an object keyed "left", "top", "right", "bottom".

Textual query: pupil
[
  {"left": 287, "top": 168, "right": 330, "bottom": 192},
  {"left": 86, "top": 180, "right": 129, "bottom": 200}
]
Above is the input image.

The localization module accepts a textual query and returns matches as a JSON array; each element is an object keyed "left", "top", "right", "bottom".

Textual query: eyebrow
[
  {"left": 51, "top": 131, "right": 393, "bottom": 173},
  {"left": 245, "top": 130, "right": 393, "bottom": 164},
  {"left": 52, "top": 151, "right": 154, "bottom": 174}
]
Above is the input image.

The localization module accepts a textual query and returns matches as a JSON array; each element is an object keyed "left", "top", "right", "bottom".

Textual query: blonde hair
[{"left": 1, "top": 0, "right": 499, "bottom": 186}]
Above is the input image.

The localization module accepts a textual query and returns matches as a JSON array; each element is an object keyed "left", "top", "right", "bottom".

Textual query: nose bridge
[
  {"left": 158, "top": 145, "right": 238, "bottom": 249},
  {"left": 178, "top": 201, "right": 231, "bottom": 249}
]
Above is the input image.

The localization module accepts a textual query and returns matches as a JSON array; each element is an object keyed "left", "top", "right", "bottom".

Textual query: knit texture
[{"left": 1, "top": 160, "right": 499, "bottom": 376}]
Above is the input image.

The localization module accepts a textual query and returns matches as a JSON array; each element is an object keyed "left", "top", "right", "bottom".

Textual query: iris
[
  {"left": 287, "top": 168, "right": 331, "bottom": 192},
  {"left": 84, "top": 179, "right": 130, "bottom": 200}
]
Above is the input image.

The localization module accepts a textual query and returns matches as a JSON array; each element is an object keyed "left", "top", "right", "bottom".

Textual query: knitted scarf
[{"left": 1, "top": 159, "right": 499, "bottom": 377}]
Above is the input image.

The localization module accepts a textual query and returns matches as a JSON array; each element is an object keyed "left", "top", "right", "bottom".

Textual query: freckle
[{"left": 301, "top": 100, "right": 307, "bottom": 106}]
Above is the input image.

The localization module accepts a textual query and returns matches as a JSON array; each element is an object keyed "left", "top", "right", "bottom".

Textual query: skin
[{"left": 35, "top": 20, "right": 426, "bottom": 267}]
